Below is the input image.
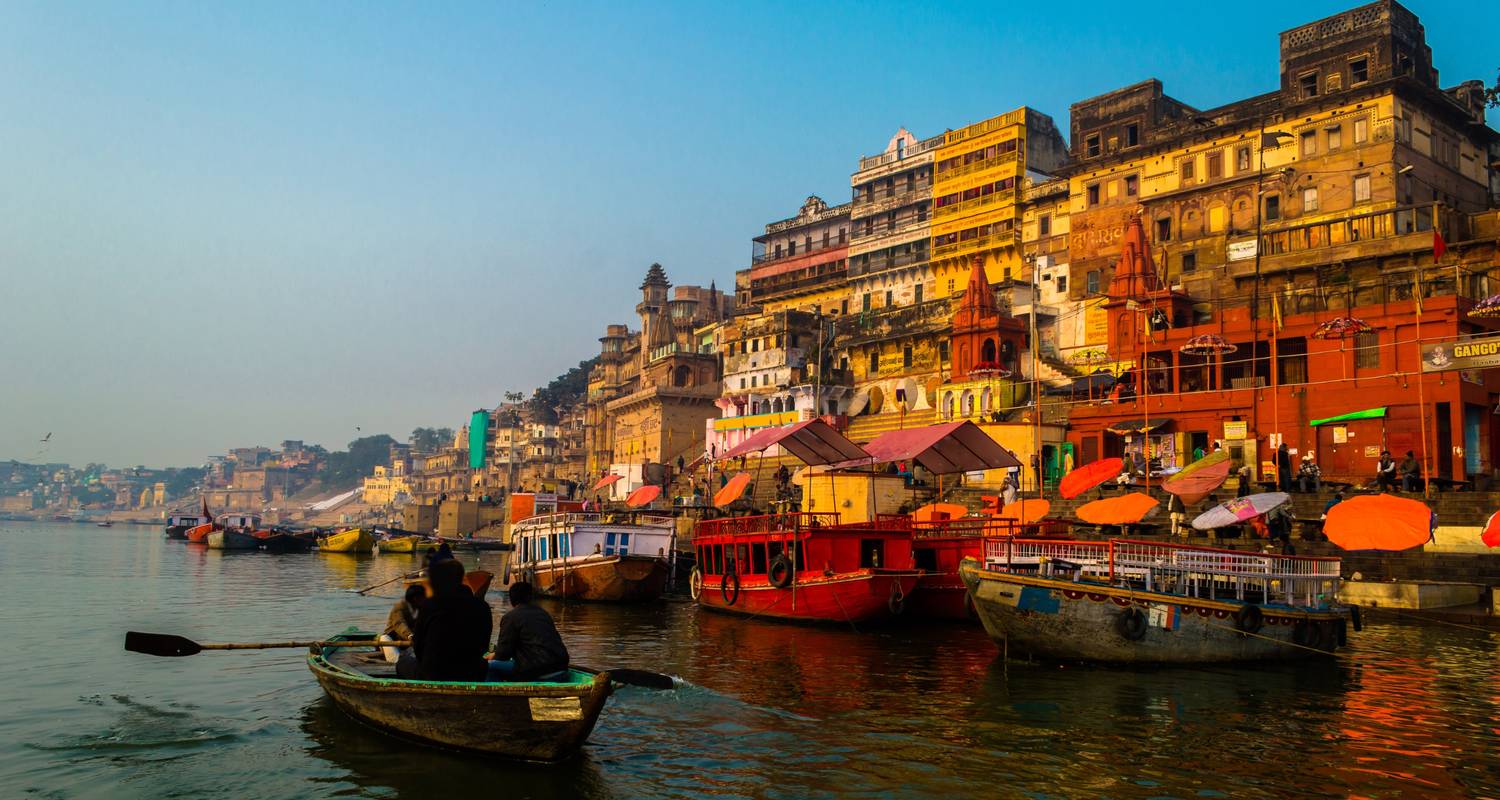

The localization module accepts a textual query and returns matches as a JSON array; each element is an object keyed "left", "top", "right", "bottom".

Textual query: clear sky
[{"left": 1, "top": 0, "right": 1494, "bottom": 468}]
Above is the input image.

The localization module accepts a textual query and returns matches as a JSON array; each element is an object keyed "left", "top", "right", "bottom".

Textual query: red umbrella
[
  {"left": 625, "top": 484, "right": 662, "bottom": 508},
  {"left": 1059, "top": 458, "right": 1124, "bottom": 499},
  {"left": 713, "top": 472, "right": 753, "bottom": 508},
  {"left": 1482, "top": 511, "right": 1500, "bottom": 548},
  {"left": 590, "top": 473, "right": 622, "bottom": 492},
  {"left": 1310, "top": 317, "right": 1373, "bottom": 339},
  {"left": 1324, "top": 494, "right": 1432, "bottom": 551}
]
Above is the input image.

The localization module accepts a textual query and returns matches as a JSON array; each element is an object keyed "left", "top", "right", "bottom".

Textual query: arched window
[
  {"left": 981, "top": 338, "right": 997, "bottom": 364},
  {"left": 943, "top": 393, "right": 954, "bottom": 419},
  {"left": 981, "top": 387, "right": 992, "bottom": 411},
  {"left": 961, "top": 390, "right": 974, "bottom": 417},
  {"left": 771, "top": 397, "right": 783, "bottom": 413},
  {"left": 673, "top": 364, "right": 692, "bottom": 387}
]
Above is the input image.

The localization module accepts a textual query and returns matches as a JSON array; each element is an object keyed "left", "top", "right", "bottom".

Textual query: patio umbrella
[
  {"left": 590, "top": 473, "right": 622, "bottom": 492},
  {"left": 1311, "top": 316, "right": 1374, "bottom": 379},
  {"left": 1076, "top": 492, "right": 1159, "bottom": 526},
  {"left": 999, "top": 498, "right": 1051, "bottom": 525},
  {"left": 1162, "top": 451, "right": 1232, "bottom": 505},
  {"left": 1191, "top": 492, "right": 1290, "bottom": 530},
  {"left": 1469, "top": 294, "right": 1500, "bottom": 319},
  {"left": 625, "top": 484, "right": 662, "bottom": 508},
  {"left": 1324, "top": 494, "right": 1433, "bottom": 551},
  {"left": 713, "top": 472, "right": 753, "bottom": 508},
  {"left": 912, "top": 502, "right": 968, "bottom": 523},
  {"left": 1179, "top": 334, "right": 1237, "bottom": 356},
  {"left": 1482, "top": 511, "right": 1500, "bottom": 548},
  {"left": 1059, "top": 457, "right": 1124, "bottom": 499}
]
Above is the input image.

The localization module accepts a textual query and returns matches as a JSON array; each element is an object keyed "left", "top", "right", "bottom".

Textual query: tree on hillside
[
  {"left": 409, "top": 427, "right": 456, "bottom": 452},
  {"left": 1486, "top": 68, "right": 1499, "bottom": 107},
  {"left": 320, "top": 434, "right": 396, "bottom": 488},
  {"left": 526, "top": 358, "right": 598, "bottom": 424}
]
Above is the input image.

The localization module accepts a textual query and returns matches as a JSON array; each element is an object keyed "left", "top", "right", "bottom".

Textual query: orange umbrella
[
  {"left": 1059, "top": 458, "right": 1124, "bottom": 499},
  {"left": 1076, "top": 492, "right": 1159, "bottom": 526},
  {"left": 1324, "top": 494, "right": 1433, "bottom": 551},
  {"left": 590, "top": 473, "right": 622, "bottom": 492},
  {"left": 913, "top": 502, "right": 967, "bottom": 522},
  {"left": 626, "top": 484, "right": 662, "bottom": 508},
  {"left": 1162, "top": 451, "right": 1232, "bottom": 505},
  {"left": 1483, "top": 511, "right": 1500, "bottom": 548},
  {"left": 999, "top": 498, "right": 1050, "bottom": 524},
  {"left": 713, "top": 472, "right": 753, "bottom": 508}
]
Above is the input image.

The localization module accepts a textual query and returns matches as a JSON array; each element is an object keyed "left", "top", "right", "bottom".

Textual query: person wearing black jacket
[
  {"left": 486, "top": 581, "right": 569, "bottom": 681},
  {"left": 412, "top": 559, "right": 492, "bottom": 682}
]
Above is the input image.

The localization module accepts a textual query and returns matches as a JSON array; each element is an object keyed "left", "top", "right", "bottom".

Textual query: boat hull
[
  {"left": 185, "top": 523, "right": 217, "bottom": 543},
  {"left": 958, "top": 562, "right": 1346, "bottom": 663},
  {"left": 525, "top": 556, "right": 670, "bottom": 602},
  {"left": 164, "top": 525, "right": 191, "bottom": 540},
  {"left": 207, "top": 530, "right": 260, "bottom": 550},
  {"left": 261, "top": 533, "right": 314, "bottom": 553},
  {"left": 307, "top": 634, "right": 611, "bottom": 763},
  {"left": 694, "top": 570, "right": 924, "bottom": 624},
  {"left": 379, "top": 536, "right": 420, "bottom": 554},
  {"left": 321, "top": 530, "right": 375, "bottom": 554}
]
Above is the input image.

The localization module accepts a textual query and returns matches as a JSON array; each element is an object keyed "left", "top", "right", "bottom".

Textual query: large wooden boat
[
  {"left": 320, "top": 528, "right": 375, "bottom": 554},
  {"left": 307, "top": 630, "right": 611, "bottom": 762},
  {"left": 689, "top": 513, "right": 924, "bottom": 624},
  {"left": 207, "top": 529, "right": 260, "bottom": 550},
  {"left": 257, "top": 529, "right": 315, "bottom": 553},
  {"left": 893, "top": 515, "right": 1072, "bottom": 621},
  {"left": 958, "top": 538, "right": 1351, "bottom": 663},
  {"left": 511, "top": 513, "right": 675, "bottom": 602}
]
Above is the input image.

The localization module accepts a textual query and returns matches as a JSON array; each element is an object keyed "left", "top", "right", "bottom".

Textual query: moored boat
[
  {"left": 185, "top": 522, "right": 217, "bottom": 543},
  {"left": 958, "top": 537, "right": 1351, "bottom": 663},
  {"left": 378, "top": 535, "right": 422, "bottom": 554},
  {"left": 207, "top": 529, "right": 260, "bottom": 550},
  {"left": 511, "top": 513, "right": 675, "bottom": 602},
  {"left": 167, "top": 499, "right": 215, "bottom": 540},
  {"left": 689, "top": 513, "right": 924, "bottom": 624},
  {"left": 258, "top": 529, "right": 315, "bottom": 553},
  {"left": 307, "top": 630, "right": 611, "bottom": 762},
  {"left": 320, "top": 528, "right": 375, "bottom": 554},
  {"left": 898, "top": 515, "right": 1072, "bottom": 621}
]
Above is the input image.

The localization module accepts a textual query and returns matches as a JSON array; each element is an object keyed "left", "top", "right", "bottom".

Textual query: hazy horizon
[{"left": 2, "top": 0, "right": 1494, "bottom": 468}]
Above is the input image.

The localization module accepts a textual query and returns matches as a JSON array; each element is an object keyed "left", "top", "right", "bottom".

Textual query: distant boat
[
  {"left": 320, "top": 528, "right": 375, "bottom": 554},
  {"left": 257, "top": 530, "right": 315, "bottom": 553},
  {"left": 207, "top": 529, "right": 260, "bottom": 550},
  {"left": 96, "top": 520, "right": 114, "bottom": 528},
  {"left": 378, "top": 535, "right": 422, "bottom": 554}
]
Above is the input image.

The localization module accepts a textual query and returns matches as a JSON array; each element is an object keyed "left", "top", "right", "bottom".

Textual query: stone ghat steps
[{"left": 843, "top": 409, "right": 939, "bottom": 442}]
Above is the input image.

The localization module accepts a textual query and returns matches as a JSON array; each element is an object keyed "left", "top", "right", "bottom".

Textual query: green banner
[{"left": 469, "top": 410, "right": 489, "bottom": 469}]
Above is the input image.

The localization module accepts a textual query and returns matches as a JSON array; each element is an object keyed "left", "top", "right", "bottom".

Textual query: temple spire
[{"left": 1107, "top": 215, "right": 1164, "bottom": 300}]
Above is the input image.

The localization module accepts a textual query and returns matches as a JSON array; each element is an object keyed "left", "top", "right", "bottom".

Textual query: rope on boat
[
  {"left": 1197, "top": 618, "right": 1336, "bottom": 657},
  {"left": 829, "top": 588, "right": 861, "bottom": 635}
]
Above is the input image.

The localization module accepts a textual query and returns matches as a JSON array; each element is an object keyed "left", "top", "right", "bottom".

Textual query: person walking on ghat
[
  {"left": 1235, "top": 462, "right": 1253, "bottom": 498},
  {"left": 1376, "top": 451, "right": 1397, "bottom": 492},
  {"left": 1001, "top": 472, "right": 1018, "bottom": 507},
  {"left": 487, "top": 581, "right": 569, "bottom": 682},
  {"left": 1167, "top": 492, "right": 1187, "bottom": 538},
  {"left": 1276, "top": 443, "right": 1293, "bottom": 493}
]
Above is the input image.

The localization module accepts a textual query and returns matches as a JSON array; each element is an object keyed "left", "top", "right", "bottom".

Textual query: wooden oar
[
  {"left": 125, "top": 631, "right": 407, "bottom": 658},
  {"left": 353, "top": 570, "right": 423, "bottom": 595},
  {"left": 583, "top": 666, "right": 676, "bottom": 691}
]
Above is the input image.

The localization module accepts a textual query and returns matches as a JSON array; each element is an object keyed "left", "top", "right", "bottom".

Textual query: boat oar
[
  {"left": 353, "top": 570, "right": 423, "bottom": 596},
  {"left": 125, "top": 631, "right": 407, "bottom": 658},
  {"left": 584, "top": 666, "right": 677, "bottom": 690}
]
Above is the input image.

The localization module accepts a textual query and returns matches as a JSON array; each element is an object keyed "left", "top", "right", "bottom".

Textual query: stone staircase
[{"left": 844, "top": 408, "right": 939, "bottom": 443}]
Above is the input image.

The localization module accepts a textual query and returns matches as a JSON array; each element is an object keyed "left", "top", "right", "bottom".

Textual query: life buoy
[
  {"left": 888, "top": 581, "right": 906, "bottom": 616},
  {"left": 1116, "top": 606, "right": 1148, "bottom": 641},
  {"left": 767, "top": 554, "right": 794, "bottom": 589},
  {"left": 689, "top": 567, "right": 703, "bottom": 601},
  {"left": 1293, "top": 620, "right": 1323, "bottom": 649},
  {"left": 721, "top": 571, "right": 740, "bottom": 606},
  {"left": 1233, "top": 605, "right": 1264, "bottom": 635}
]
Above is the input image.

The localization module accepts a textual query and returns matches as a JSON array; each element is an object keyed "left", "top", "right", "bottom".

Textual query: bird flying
[{"left": 40, "top": 432, "right": 51, "bottom": 443}]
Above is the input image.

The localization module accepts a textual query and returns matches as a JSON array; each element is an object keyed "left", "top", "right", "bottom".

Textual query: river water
[{"left": 2, "top": 521, "right": 1497, "bottom": 799}]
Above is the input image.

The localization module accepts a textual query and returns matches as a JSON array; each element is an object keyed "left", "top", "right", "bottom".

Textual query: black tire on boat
[
  {"left": 767, "top": 554, "right": 793, "bottom": 589},
  {"left": 689, "top": 567, "right": 703, "bottom": 601},
  {"left": 1116, "top": 606, "right": 1148, "bottom": 641},
  {"left": 1233, "top": 605, "right": 1264, "bottom": 635},
  {"left": 887, "top": 581, "right": 906, "bottom": 616},
  {"left": 721, "top": 571, "right": 740, "bottom": 606},
  {"left": 1293, "top": 620, "right": 1323, "bottom": 649}
]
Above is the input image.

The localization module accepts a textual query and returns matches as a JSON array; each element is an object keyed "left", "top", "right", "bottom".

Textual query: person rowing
[{"left": 486, "top": 581, "right": 569, "bottom": 682}]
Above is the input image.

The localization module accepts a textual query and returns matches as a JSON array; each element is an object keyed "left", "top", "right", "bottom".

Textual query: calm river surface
[{"left": 3, "top": 522, "right": 1498, "bottom": 799}]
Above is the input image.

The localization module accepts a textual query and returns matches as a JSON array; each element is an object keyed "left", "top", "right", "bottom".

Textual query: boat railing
[
  {"left": 982, "top": 538, "right": 1343, "bottom": 609},
  {"left": 694, "top": 512, "right": 842, "bottom": 539},
  {"left": 516, "top": 512, "right": 676, "bottom": 533},
  {"left": 886, "top": 514, "right": 1072, "bottom": 540}
]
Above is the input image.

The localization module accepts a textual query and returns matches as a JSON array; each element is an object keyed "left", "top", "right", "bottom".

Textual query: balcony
[
  {"left": 847, "top": 246, "right": 930, "bottom": 278},
  {"left": 1242, "top": 203, "right": 1455, "bottom": 278},
  {"left": 850, "top": 187, "right": 929, "bottom": 220},
  {"left": 849, "top": 217, "right": 931, "bottom": 256},
  {"left": 834, "top": 299, "right": 953, "bottom": 347},
  {"left": 932, "top": 229, "right": 1020, "bottom": 260},
  {"left": 857, "top": 134, "right": 945, "bottom": 172},
  {"left": 932, "top": 187, "right": 1017, "bottom": 221},
  {"left": 934, "top": 150, "right": 1020, "bottom": 186},
  {"left": 749, "top": 265, "right": 849, "bottom": 302},
  {"left": 751, "top": 239, "right": 846, "bottom": 266}
]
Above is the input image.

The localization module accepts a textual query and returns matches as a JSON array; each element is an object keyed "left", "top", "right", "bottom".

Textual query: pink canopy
[
  {"left": 841, "top": 421, "right": 1021, "bottom": 475},
  {"left": 717, "top": 420, "right": 869, "bottom": 466}
]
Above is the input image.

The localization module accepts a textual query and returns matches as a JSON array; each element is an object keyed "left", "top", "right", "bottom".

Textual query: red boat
[
  {"left": 689, "top": 513, "right": 923, "bottom": 624},
  {"left": 185, "top": 521, "right": 218, "bottom": 543}
]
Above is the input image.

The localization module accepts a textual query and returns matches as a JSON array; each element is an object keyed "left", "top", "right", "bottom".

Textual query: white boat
[{"left": 510, "top": 513, "right": 677, "bottom": 602}]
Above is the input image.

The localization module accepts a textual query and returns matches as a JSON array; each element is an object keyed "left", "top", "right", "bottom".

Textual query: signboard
[
  {"left": 1421, "top": 333, "right": 1500, "bottom": 373},
  {"left": 1331, "top": 426, "right": 1348, "bottom": 444},
  {"left": 1068, "top": 206, "right": 1133, "bottom": 261},
  {"left": 1227, "top": 239, "right": 1258, "bottom": 261},
  {"left": 1224, "top": 421, "right": 1248, "bottom": 440},
  {"left": 1363, "top": 446, "right": 1380, "bottom": 458},
  {"left": 1084, "top": 299, "right": 1108, "bottom": 345}
]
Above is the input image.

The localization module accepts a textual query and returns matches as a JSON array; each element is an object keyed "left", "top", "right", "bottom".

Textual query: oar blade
[
  {"left": 604, "top": 668, "right": 676, "bottom": 691},
  {"left": 125, "top": 631, "right": 202, "bottom": 657}
]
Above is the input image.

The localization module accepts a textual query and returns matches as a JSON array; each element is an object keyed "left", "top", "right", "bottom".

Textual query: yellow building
[{"left": 930, "top": 108, "right": 1069, "bottom": 297}]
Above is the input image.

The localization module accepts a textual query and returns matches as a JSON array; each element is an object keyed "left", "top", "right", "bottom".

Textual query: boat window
[
  {"left": 618, "top": 533, "right": 629, "bottom": 556},
  {"left": 539, "top": 536, "right": 549, "bottom": 560},
  {"left": 767, "top": 540, "right": 784, "bottom": 563},
  {"left": 860, "top": 539, "right": 883, "bottom": 569},
  {"left": 751, "top": 543, "right": 768, "bottom": 574},
  {"left": 793, "top": 540, "right": 805, "bottom": 569},
  {"left": 914, "top": 547, "right": 938, "bottom": 572},
  {"left": 712, "top": 544, "right": 724, "bottom": 575},
  {"left": 736, "top": 544, "right": 750, "bottom": 571},
  {"left": 604, "top": 532, "right": 631, "bottom": 557}
]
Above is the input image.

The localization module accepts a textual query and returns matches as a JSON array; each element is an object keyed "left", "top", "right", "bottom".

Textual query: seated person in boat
[
  {"left": 412, "top": 559, "right": 493, "bottom": 682},
  {"left": 486, "top": 581, "right": 569, "bottom": 682},
  {"left": 382, "top": 584, "right": 425, "bottom": 676}
]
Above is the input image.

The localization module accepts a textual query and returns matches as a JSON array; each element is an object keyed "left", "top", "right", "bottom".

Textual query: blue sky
[{"left": 1, "top": 0, "right": 1494, "bottom": 467}]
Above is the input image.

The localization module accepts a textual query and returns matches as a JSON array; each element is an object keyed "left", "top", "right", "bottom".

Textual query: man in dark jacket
[
  {"left": 487, "top": 581, "right": 569, "bottom": 681},
  {"left": 412, "top": 559, "right": 492, "bottom": 682}
]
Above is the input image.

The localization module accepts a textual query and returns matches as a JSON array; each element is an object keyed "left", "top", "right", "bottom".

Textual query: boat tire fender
[
  {"left": 767, "top": 555, "right": 794, "bottom": 589},
  {"left": 888, "top": 581, "right": 906, "bottom": 616},
  {"left": 689, "top": 567, "right": 703, "bottom": 601},
  {"left": 1116, "top": 606, "right": 1148, "bottom": 641},
  {"left": 721, "top": 571, "right": 740, "bottom": 606},
  {"left": 1233, "top": 605, "right": 1264, "bottom": 635}
]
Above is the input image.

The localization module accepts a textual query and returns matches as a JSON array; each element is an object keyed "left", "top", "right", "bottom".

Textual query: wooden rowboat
[
  {"left": 207, "top": 530, "right": 260, "bottom": 550},
  {"left": 320, "top": 529, "right": 375, "bottom": 554},
  {"left": 259, "top": 532, "right": 315, "bottom": 553},
  {"left": 307, "top": 630, "right": 611, "bottom": 762},
  {"left": 379, "top": 535, "right": 422, "bottom": 554}
]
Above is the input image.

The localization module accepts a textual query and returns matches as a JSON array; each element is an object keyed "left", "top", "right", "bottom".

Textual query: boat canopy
[
  {"left": 1106, "top": 418, "right": 1172, "bottom": 435},
  {"left": 1309, "top": 407, "right": 1387, "bottom": 426},
  {"left": 838, "top": 421, "right": 1021, "bottom": 474},
  {"left": 718, "top": 420, "right": 868, "bottom": 466}
]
